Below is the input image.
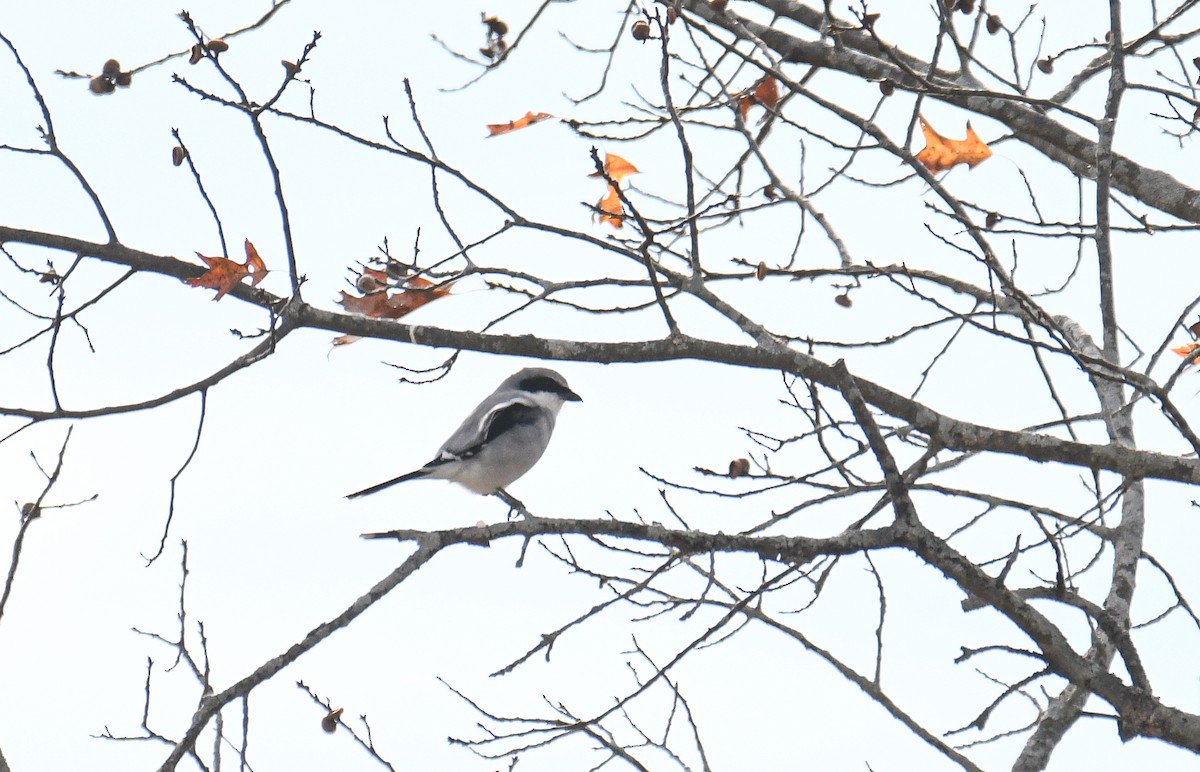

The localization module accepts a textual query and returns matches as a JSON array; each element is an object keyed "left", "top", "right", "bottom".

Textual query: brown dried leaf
[
  {"left": 486, "top": 111, "right": 554, "bottom": 136},
  {"left": 915, "top": 115, "right": 992, "bottom": 173}
]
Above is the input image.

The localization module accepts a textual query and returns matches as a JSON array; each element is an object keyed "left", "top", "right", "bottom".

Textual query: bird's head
[{"left": 507, "top": 367, "right": 582, "bottom": 410}]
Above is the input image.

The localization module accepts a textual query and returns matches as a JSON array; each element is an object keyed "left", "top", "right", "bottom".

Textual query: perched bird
[{"left": 347, "top": 367, "right": 582, "bottom": 499}]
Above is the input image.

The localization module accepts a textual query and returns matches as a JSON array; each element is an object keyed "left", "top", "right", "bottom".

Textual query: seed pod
[
  {"left": 482, "top": 15, "right": 508, "bottom": 37},
  {"left": 631, "top": 19, "right": 651, "bottom": 40},
  {"left": 172, "top": 146, "right": 187, "bottom": 167},
  {"left": 321, "top": 707, "right": 343, "bottom": 734},
  {"left": 102, "top": 58, "right": 121, "bottom": 77},
  {"left": 282, "top": 60, "right": 301, "bottom": 77},
  {"left": 879, "top": 79, "right": 895, "bottom": 96},
  {"left": 355, "top": 273, "right": 386, "bottom": 294},
  {"left": 985, "top": 212, "right": 1000, "bottom": 230},
  {"left": 835, "top": 293, "right": 853, "bottom": 308},
  {"left": 89, "top": 76, "right": 115, "bottom": 95},
  {"left": 207, "top": 38, "right": 229, "bottom": 53},
  {"left": 755, "top": 262, "right": 768, "bottom": 281},
  {"left": 728, "top": 458, "right": 751, "bottom": 478},
  {"left": 986, "top": 14, "right": 1002, "bottom": 34},
  {"left": 115, "top": 71, "right": 132, "bottom": 87},
  {"left": 957, "top": 0, "right": 975, "bottom": 13},
  {"left": 189, "top": 43, "right": 204, "bottom": 65},
  {"left": 1037, "top": 57, "right": 1053, "bottom": 74}
]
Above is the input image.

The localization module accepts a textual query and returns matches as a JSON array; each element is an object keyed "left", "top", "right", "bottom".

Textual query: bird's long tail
[{"left": 346, "top": 469, "right": 427, "bottom": 499}]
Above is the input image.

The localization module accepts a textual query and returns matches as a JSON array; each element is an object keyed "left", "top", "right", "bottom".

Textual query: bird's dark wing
[{"left": 449, "top": 398, "right": 542, "bottom": 460}]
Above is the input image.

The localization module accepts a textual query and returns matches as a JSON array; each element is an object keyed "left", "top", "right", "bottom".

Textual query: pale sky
[{"left": 2, "top": 1, "right": 1200, "bottom": 770}]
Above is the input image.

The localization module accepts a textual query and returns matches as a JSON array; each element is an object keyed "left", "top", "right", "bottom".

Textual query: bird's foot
[{"left": 496, "top": 488, "right": 537, "bottom": 520}]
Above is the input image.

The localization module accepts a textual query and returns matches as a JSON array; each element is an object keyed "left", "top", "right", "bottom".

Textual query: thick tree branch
[{"left": 687, "top": 0, "right": 1200, "bottom": 225}]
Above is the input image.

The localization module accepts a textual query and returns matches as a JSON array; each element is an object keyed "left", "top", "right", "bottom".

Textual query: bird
[{"left": 347, "top": 367, "right": 582, "bottom": 500}]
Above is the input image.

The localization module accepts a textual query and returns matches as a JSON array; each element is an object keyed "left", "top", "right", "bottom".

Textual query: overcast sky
[{"left": 2, "top": 1, "right": 1200, "bottom": 770}]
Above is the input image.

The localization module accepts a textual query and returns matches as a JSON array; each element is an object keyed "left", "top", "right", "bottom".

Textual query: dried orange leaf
[
  {"left": 1172, "top": 342, "right": 1200, "bottom": 358},
  {"left": 243, "top": 239, "right": 268, "bottom": 287},
  {"left": 486, "top": 111, "right": 554, "bottom": 136},
  {"left": 915, "top": 115, "right": 993, "bottom": 173},
  {"left": 332, "top": 276, "right": 452, "bottom": 346},
  {"left": 186, "top": 254, "right": 248, "bottom": 301},
  {"left": 384, "top": 278, "right": 447, "bottom": 318},
  {"left": 595, "top": 184, "right": 624, "bottom": 228},
  {"left": 381, "top": 277, "right": 452, "bottom": 318},
  {"left": 336, "top": 290, "right": 390, "bottom": 317},
  {"left": 737, "top": 76, "right": 779, "bottom": 123},
  {"left": 588, "top": 153, "right": 640, "bottom": 183},
  {"left": 337, "top": 275, "right": 452, "bottom": 319},
  {"left": 754, "top": 76, "right": 779, "bottom": 113},
  {"left": 185, "top": 240, "right": 269, "bottom": 301}
]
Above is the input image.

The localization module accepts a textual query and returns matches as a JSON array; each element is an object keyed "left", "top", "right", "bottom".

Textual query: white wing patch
[{"left": 473, "top": 396, "right": 538, "bottom": 439}]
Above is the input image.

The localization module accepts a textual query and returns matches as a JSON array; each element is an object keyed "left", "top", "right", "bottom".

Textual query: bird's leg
[{"left": 496, "top": 488, "right": 536, "bottom": 520}]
